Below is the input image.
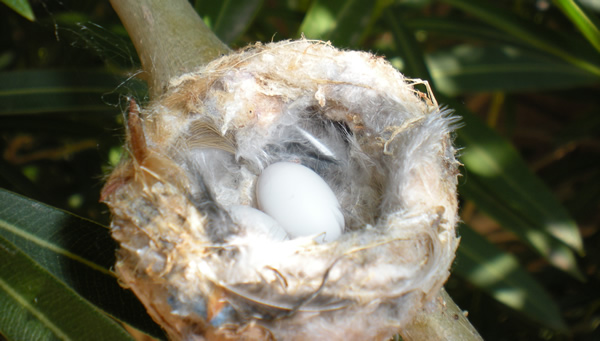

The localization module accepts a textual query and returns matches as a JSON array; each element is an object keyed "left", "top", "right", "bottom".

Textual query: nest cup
[{"left": 102, "top": 40, "right": 461, "bottom": 340}]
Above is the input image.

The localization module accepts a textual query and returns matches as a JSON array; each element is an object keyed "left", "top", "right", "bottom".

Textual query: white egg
[
  {"left": 228, "top": 205, "right": 289, "bottom": 241},
  {"left": 256, "top": 162, "right": 344, "bottom": 243}
]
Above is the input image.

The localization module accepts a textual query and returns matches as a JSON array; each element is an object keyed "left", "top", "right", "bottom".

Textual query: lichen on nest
[{"left": 102, "top": 39, "right": 461, "bottom": 340}]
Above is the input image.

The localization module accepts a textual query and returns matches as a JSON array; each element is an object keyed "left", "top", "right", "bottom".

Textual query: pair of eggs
[{"left": 229, "top": 162, "right": 344, "bottom": 243}]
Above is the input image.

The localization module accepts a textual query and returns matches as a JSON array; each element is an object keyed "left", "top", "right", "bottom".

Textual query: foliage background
[{"left": 0, "top": 0, "right": 599, "bottom": 340}]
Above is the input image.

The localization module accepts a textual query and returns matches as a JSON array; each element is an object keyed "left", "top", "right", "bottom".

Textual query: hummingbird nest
[{"left": 102, "top": 40, "right": 461, "bottom": 340}]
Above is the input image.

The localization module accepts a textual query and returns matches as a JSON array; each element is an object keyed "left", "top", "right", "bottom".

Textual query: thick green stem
[{"left": 110, "top": 0, "right": 230, "bottom": 98}]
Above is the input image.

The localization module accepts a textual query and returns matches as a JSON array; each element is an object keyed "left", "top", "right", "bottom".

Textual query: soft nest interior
[
  {"left": 157, "top": 67, "right": 459, "bottom": 326},
  {"left": 182, "top": 105, "right": 381, "bottom": 240},
  {"left": 172, "top": 75, "right": 448, "bottom": 246}
]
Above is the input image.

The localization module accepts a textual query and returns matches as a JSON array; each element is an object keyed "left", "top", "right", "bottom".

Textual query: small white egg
[
  {"left": 228, "top": 205, "right": 289, "bottom": 241},
  {"left": 256, "top": 162, "right": 344, "bottom": 243}
]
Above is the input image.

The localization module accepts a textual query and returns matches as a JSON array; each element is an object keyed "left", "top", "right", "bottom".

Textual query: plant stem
[{"left": 109, "top": 0, "right": 230, "bottom": 99}]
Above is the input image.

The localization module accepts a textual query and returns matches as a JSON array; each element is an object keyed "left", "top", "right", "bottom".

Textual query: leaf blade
[
  {"left": 384, "top": 10, "right": 431, "bottom": 80},
  {"left": 0, "top": 235, "right": 133, "bottom": 340},
  {"left": 554, "top": 0, "right": 600, "bottom": 53},
  {"left": 455, "top": 224, "right": 568, "bottom": 332},
  {"left": 426, "top": 44, "right": 598, "bottom": 96},
  {"left": 1, "top": 0, "right": 34, "bottom": 21},
  {"left": 454, "top": 108, "right": 584, "bottom": 256},
  {"left": 440, "top": 0, "right": 600, "bottom": 76},
  {"left": 0, "top": 188, "right": 164, "bottom": 339},
  {"left": 298, "top": 0, "right": 387, "bottom": 48},
  {"left": 385, "top": 7, "right": 583, "bottom": 274},
  {"left": 0, "top": 70, "right": 144, "bottom": 115},
  {"left": 458, "top": 171, "right": 583, "bottom": 279},
  {"left": 195, "top": 0, "right": 265, "bottom": 44}
]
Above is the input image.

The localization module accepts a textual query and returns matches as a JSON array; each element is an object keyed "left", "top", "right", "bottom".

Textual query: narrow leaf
[
  {"left": 0, "top": 70, "right": 144, "bottom": 115},
  {"left": 454, "top": 106, "right": 585, "bottom": 265},
  {"left": 458, "top": 171, "right": 583, "bottom": 279},
  {"left": 384, "top": 8, "right": 584, "bottom": 274},
  {"left": 554, "top": 0, "right": 600, "bottom": 53},
  {"left": 1, "top": 0, "right": 34, "bottom": 21},
  {"left": 440, "top": 0, "right": 600, "bottom": 76},
  {"left": 406, "top": 17, "right": 527, "bottom": 48},
  {"left": 0, "top": 188, "right": 164, "bottom": 339},
  {"left": 385, "top": 10, "right": 432, "bottom": 81},
  {"left": 298, "top": 0, "right": 385, "bottom": 48},
  {"left": 455, "top": 224, "right": 568, "bottom": 332},
  {"left": 0, "top": 235, "right": 133, "bottom": 340},
  {"left": 195, "top": 0, "right": 264, "bottom": 44},
  {"left": 426, "top": 44, "right": 598, "bottom": 96}
]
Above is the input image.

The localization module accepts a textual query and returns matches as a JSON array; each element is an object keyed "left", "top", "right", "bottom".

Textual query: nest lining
[{"left": 102, "top": 40, "right": 461, "bottom": 340}]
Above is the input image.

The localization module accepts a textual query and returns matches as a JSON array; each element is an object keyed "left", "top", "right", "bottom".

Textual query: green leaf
[
  {"left": 406, "top": 17, "right": 528, "bottom": 48},
  {"left": 0, "top": 234, "right": 133, "bottom": 340},
  {"left": 384, "top": 10, "right": 432, "bottom": 81},
  {"left": 0, "top": 188, "right": 164, "bottom": 339},
  {"left": 0, "top": 70, "right": 146, "bottom": 115},
  {"left": 454, "top": 107, "right": 584, "bottom": 276},
  {"left": 384, "top": 6, "right": 584, "bottom": 277},
  {"left": 195, "top": 0, "right": 265, "bottom": 44},
  {"left": 1, "top": 0, "right": 34, "bottom": 21},
  {"left": 458, "top": 169, "right": 583, "bottom": 279},
  {"left": 439, "top": 0, "right": 600, "bottom": 76},
  {"left": 298, "top": 0, "right": 389, "bottom": 48},
  {"left": 454, "top": 224, "right": 568, "bottom": 332},
  {"left": 426, "top": 44, "right": 599, "bottom": 96},
  {"left": 554, "top": 0, "right": 600, "bottom": 53}
]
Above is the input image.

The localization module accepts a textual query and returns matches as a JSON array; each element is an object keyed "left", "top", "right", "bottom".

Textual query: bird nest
[{"left": 101, "top": 40, "right": 461, "bottom": 340}]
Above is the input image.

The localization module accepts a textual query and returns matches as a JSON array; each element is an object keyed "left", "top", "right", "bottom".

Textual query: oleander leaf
[
  {"left": 195, "top": 0, "right": 265, "bottom": 44},
  {"left": 386, "top": 9, "right": 584, "bottom": 277},
  {"left": 426, "top": 44, "right": 598, "bottom": 96},
  {"left": 455, "top": 224, "right": 568, "bottom": 332},
  {"left": 298, "top": 0, "right": 389, "bottom": 48},
  {"left": 1, "top": 0, "right": 34, "bottom": 21},
  {"left": 0, "top": 188, "right": 164, "bottom": 339},
  {"left": 0, "top": 234, "right": 133, "bottom": 340},
  {"left": 0, "top": 70, "right": 145, "bottom": 115},
  {"left": 439, "top": 0, "right": 600, "bottom": 76},
  {"left": 554, "top": 0, "right": 600, "bottom": 53}
]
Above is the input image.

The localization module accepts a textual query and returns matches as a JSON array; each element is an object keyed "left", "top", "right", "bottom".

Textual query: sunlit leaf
[
  {"left": 455, "top": 224, "right": 568, "bottom": 332},
  {"left": 405, "top": 17, "right": 600, "bottom": 93},
  {"left": 386, "top": 15, "right": 584, "bottom": 273},
  {"left": 439, "top": 0, "right": 600, "bottom": 76},
  {"left": 0, "top": 188, "right": 164, "bottom": 339},
  {"left": 454, "top": 107, "right": 585, "bottom": 274},
  {"left": 384, "top": 10, "right": 431, "bottom": 80},
  {"left": 195, "top": 0, "right": 264, "bottom": 44},
  {"left": 298, "top": 0, "right": 389, "bottom": 48},
  {"left": 0, "top": 234, "right": 133, "bottom": 340},
  {"left": 1, "top": 0, "right": 34, "bottom": 21},
  {"left": 554, "top": 0, "right": 600, "bottom": 53},
  {"left": 457, "top": 168, "right": 583, "bottom": 279},
  {"left": 426, "top": 44, "right": 598, "bottom": 96}
]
